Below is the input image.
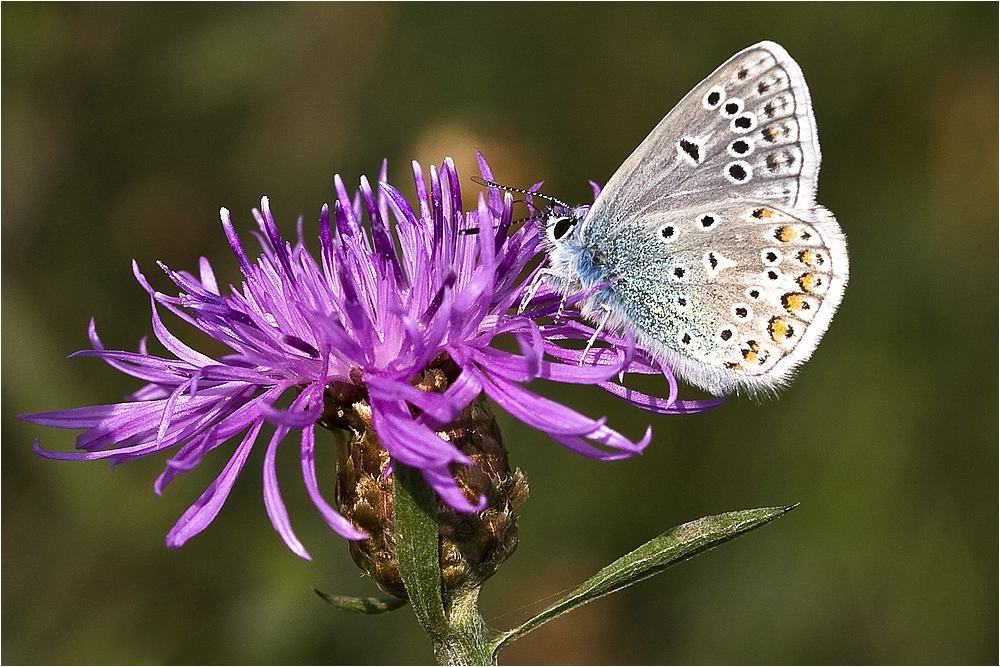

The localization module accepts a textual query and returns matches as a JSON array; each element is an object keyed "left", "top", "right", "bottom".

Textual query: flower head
[{"left": 20, "top": 154, "right": 722, "bottom": 559}]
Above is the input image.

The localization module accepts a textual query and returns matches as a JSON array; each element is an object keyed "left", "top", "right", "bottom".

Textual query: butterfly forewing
[{"left": 585, "top": 42, "right": 820, "bottom": 234}]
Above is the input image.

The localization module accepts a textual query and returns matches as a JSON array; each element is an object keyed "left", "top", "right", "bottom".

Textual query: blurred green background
[{"left": 3, "top": 3, "right": 996, "bottom": 664}]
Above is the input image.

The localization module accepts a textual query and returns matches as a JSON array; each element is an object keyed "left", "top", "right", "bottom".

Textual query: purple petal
[
  {"left": 155, "top": 389, "right": 274, "bottom": 493},
  {"left": 166, "top": 418, "right": 262, "bottom": 547},
  {"left": 261, "top": 393, "right": 312, "bottom": 560},
  {"left": 476, "top": 368, "right": 648, "bottom": 456},
  {"left": 420, "top": 464, "right": 486, "bottom": 513},
  {"left": 300, "top": 425, "right": 368, "bottom": 540},
  {"left": 600, "top": 380, "right": 726, "bottom": 414},
  {"left": 259, "top": 383, "right": 324, "bottom": 428},
  {"left": 370, "top": 395, "right": 473, "bottom": 468},
  {"left": 220, "top": 208, "right": 255, "bottom": 276},
  {"left": 412, "top": 160, "right": 431, "bottom": 221},
  {"left": 262, "top": 427, "right": 311, "bottom": 560},
  {"left": 589, "top": 180, "right": 602, "bottom": 200},
  {"left": 369, "top": 396, "right": 483, "bottom": 513},
  {"left": 359, "top": 175, "right": 403, "bottom": 282},
  {"left": 366, "top": 375, "right": 464, "bottom": 424}
]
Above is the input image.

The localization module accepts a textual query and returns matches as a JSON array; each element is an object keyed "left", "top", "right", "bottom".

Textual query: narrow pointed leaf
[
  {"left": 394, "top": 463, "right": 448, "bottom": 640},
  {"left": 492, "top": 504, "right": 797, "bottom": 654},
  {"left": 314, "top": 590, "right": 409, "bottom": 614}
]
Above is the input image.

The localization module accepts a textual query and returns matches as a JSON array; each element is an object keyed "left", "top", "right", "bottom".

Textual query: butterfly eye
[{"left": 550, "top": 215, "right": 578, "bottom": 240}]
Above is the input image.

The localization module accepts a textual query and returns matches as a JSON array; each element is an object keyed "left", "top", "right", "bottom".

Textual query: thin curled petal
[
  {"left": 366, "top": 375, "right": 464, "bottom": 424},
  {"left": 370, "top": 395, "right": 474, "bottom": 469},
  {"left": 369, "top": 396, "right": 483, "bottom": 513},
  {"left": 166, "top": 418, "right": 263, "bottom": 547},
  {"left": 300, "top": 425, "right": 368, "bottom": 540},
  {"left": 259, "top": 383, "right": 325, "bottom": 428},
  {"left": 263, "top": 421, "right": 310, "bottom": 560},
  {"left": 473, "top": 367, "right": 649, "bottom": 457}
]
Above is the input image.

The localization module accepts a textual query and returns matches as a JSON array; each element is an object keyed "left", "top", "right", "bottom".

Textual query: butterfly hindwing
[{"left": 594, "top": 198, "right": 845, "bottom": 396}]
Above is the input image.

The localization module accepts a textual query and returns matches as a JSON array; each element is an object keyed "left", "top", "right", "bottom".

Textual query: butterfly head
[
  {"left": 471, "top": 174, "right": 593, "bottom": 254},
  {"left": 541, "top": 204, "right": 590, "bottom": 246},
  {"left": 538, "top": 202, "right": 612, "bottom": 306}
]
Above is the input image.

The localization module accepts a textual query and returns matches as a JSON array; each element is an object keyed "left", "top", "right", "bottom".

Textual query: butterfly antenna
[
  {"left": 470, "top": 175, "right": 571, "bottom": 209},
  {"left": 462, "top": 175, "right": 565, "bottom": 235}
]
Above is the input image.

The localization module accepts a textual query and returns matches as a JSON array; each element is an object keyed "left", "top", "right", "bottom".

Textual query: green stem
[{"left": 434, "top": 587, "right": 495, "bottom": 666}]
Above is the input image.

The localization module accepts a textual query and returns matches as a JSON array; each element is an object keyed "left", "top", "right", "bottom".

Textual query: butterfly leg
[
  {"left": 580, "top": 305, "right": 613, "bottom": 365},
  {"left": 518, "top": 268, "right": 548, "bottom": 314},
  {"left": 519, "top": 263, "right": 570, "bottom": 316}
]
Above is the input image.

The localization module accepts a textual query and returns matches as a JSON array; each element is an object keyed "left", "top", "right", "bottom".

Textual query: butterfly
[{"left": 535, "top": 41, "right": 849, "bottom": 397}]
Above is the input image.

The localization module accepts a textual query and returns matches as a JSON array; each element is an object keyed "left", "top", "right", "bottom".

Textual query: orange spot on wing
[
  {"left": 797, "top": 273, "right": 817, "bottom": 292},
  {"left": 775, "top": 225, "right": 798, "bottom": 242},
  {"left": 768, "top": 317, "right": 792, "bottom": 342},
  {"left": 782, "top": 292, "right": 807, "bottom": 314}
]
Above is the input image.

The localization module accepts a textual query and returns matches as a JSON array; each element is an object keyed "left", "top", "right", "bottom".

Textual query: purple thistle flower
[{"left": 20, "top": 154, "right": 722, "bottom": 560}]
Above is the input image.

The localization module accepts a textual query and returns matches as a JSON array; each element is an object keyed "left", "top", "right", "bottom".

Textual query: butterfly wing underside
[{"left": 580, "top": 41, "right": 848, "bottom": 396}]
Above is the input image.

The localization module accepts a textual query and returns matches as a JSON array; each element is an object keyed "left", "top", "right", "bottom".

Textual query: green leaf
[
  {"left": 313, "top": 590, "right": 408, "bottom": 614},
  {"left": 392, "top": 464, "right": 497, "bottom": 665},
  {"left": 393, "top": 463, "right": 448, "bottom": 640},
  {"left": 491, "top": 504, "right": 797, "bottom": 654}
]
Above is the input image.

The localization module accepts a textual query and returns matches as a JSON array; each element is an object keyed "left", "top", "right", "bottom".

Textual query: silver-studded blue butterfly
[{"left": 539, "top": 41, "right": 848, "bottom": 397}]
